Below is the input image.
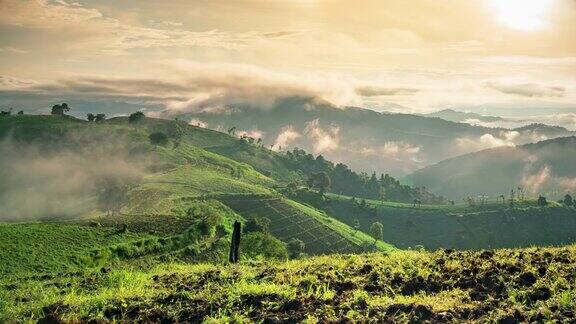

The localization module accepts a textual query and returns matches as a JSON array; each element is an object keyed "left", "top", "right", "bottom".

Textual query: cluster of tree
[
  {"left": 0, "top": 108, "right": 24, "bottom": 116},
  {"left": 283, "top": 148, "right": 447, "bottom": 204},
  {"left": 128, "top": 111, "right": 145, "bottom": 123},
  {"left": 87, "top": 113, "right": 106, "bottom": 122}
]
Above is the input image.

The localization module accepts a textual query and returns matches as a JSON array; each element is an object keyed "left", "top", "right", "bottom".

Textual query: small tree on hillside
[
  {"left": 128, "top": 111, "right": 145, "bottom": 123},
  {"left": 245, "top": 216, "right": 271, "bottom": 233},
  {"left": 307, "top": 172, "right": 331, "bottom": 195},
  {"left": 149, "top": 132, "right": 169, "bottom": 146},
  {"left": 87, "top": 113, "right": 96, "bottom": 122},
  {"left": 51, "top": 103, "right": 70, "bottom": 116},
  {"left": 353, "top": 219, "right": 360, "bottom": 234},
  {"left": 369, "top": 221, "right": 383, "bottom": 244},
  {"left": 537, "top": 195, "right": 548, "bottom": 207},
  {"left": 563, "top": 194, "right": 573, "bottom": 207}
]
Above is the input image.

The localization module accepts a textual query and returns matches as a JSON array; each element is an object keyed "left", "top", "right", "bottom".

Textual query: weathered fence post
[{"left": 229, "top": 221, "right": 241, "bottom": 263}]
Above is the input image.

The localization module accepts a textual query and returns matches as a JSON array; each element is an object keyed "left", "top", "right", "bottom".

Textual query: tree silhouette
[
  {"left": 563, "top": 194, "right": 573, "bottom": 207},
  {"left": 87, "top": 113, "right": 96, "bottom": 122},
  {"left": 95, "top": 113, "right": 106, "bottom": 122},
  {"left": 537, "top": 195, "right": 548, "bottom": 207},
  {"left": 128, "top": 111, "right": 145, "bottom": 123},
  {"left": 51, "top": 103, "right": 70, "bottom": 116}
]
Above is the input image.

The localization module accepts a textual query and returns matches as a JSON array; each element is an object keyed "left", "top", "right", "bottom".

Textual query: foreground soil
[{"left": 2, "top": 245, "right": 576, "bottom": 323}]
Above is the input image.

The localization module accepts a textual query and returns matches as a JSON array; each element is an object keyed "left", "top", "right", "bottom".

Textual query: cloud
[
  {"left": 273, "top": 125, "right": 301, "bottom": 150},
  {"left": 237, "top": 129, "right": 264, "bottom": 139},
  {"left": 304, "top": 119, "right": 340, "bottom": 154},
  {"left": 188, "top": 118, "right": 208, "bottom": 128},
  {"left": 485, "top": 81, "right": 566, "bottom": 98},
  {"left": 355, "top": 85, "right": 419, "bottom": 97},
  {"left": 0, "top": 47, "right": 29, "bottom": 54},
  {"left": 0, "top": 131, "right": 151, "bottom": 220},
  {"left": 521, "top": 166, "right": 551, "bottom": 194},
  {"left": 454, "top": 131, "right": 518, "bottom": 153},
  {"left": 2, "top": 61, "right": 368, "bottom": 112},
  {"left": 360, "top": 141, "right": 422, "bottom": 162}
]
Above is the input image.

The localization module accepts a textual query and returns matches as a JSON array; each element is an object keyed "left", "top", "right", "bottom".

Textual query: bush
[
  {"left": 240, "top": 232, "right": 288, "bottom": 260},
  {"left": 287, "top": 238, "right": 305, "bottom": 258},
  {"left": 245, "top": 216, "right": 271, "bottom": 233},
  {"left": 128, "top": 111, "right": 145, "bottom": 123},
  {"left": 149, "top": 132, "right": 169, "bottom": 146}
]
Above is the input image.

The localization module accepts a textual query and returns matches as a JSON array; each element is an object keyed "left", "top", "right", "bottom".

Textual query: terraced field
[{"left": 222, "top": 196, "right": 393, "bottom": 254}]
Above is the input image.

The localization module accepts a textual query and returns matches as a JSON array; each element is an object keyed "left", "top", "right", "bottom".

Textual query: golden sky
[{"left": 0, "top": 0, "right": 575, "bottom": 115}]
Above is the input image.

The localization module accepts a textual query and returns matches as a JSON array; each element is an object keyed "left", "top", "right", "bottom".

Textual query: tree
[
  {"left": 369, "top": 222, "right": 383, "bottom": 244},
  {"left": 537, "top": 195, "right": 548, "bottom": 207},
  {"left": 563, "top": 194, "right": 573, "bottom": 207},
  {"left": 149, "top": 132, "right": 169, "bottom": 146},
  {"left": 353, "top": 219, "right": 360, "bottom": 234},
  {"left": 17, "top": 110, "right": 24, "bottom": 115},
  {"left": 308, "top": 172, "right": 331, "bottom": 195},
  {"left": 95, "top": 113, "right": 106, "bottom": 122},
  {"left": 287, "top": 238, "right": 305, "bottom": 259},
  {"left": 87, "top": 113, "right": 96, "bottom": 122},
  {"left": 51, "top": 103, "right": 69, "bottom": 116},
  {"left": 128, "top": 111, "right": 145, "bottom": 123},
  {"left": 245, "top": 216, "right": 271, "bottom": 233}
]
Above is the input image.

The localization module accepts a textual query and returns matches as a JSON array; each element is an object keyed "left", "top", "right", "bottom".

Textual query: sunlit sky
[{"left": 0, "top": 0, "right": 575, "bottom": 117}]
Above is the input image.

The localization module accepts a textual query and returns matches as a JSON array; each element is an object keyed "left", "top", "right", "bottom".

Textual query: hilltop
[{"left": 424, "top": 109, "right": 504, "bottom": 123}]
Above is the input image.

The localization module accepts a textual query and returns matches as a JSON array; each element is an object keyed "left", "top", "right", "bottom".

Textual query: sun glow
[{"left": 491, "top": 0, "right": 552, "bottom": 31}]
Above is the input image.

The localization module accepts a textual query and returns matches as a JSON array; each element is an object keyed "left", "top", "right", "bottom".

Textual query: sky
[{"left": 0, "top": 0, "right": 575, "bottom": 119}]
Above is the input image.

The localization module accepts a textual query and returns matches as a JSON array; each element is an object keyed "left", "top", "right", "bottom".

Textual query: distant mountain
[
  {"left": 425, "top": 109, "right": 504, "bottom": 123},
  {"left": 171, "top": 97, "right": 575, "bottom": 177},
  {"left": 409, "top": 136, "right": 576, "bottom": 200}
]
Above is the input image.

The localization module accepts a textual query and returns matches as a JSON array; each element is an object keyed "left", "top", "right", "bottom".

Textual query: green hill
[
  {"left": 409, "top": 136, "right": 576, "bottom": 200},
  {"left": 0, "top": 114, "right": 391, "bottom": 278}
]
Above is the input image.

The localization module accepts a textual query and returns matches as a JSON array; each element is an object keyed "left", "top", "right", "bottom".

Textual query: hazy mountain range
[
  {"left": 171, "top": 97, "right": 575, "bottom": 177},
  {"left": 409, "top": 136, "right": 576, "bottom": 200}
]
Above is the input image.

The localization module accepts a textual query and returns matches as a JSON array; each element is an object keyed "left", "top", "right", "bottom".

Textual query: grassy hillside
[
  {"left": 0, "top": 114, "right": 388, "bottom": 276},
  {"left": 2, "top": 245, "right": 575, "bottom": 322},
  {"left": 0, "top": 223, "right": 151, "bottom": 277}
]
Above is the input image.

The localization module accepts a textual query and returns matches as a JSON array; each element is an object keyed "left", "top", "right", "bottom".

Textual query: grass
[
  {"left": 2, "top": 245, "right": 575, "bottom": 322},
  {"left": 0, "top": 223, "right": 150, "bottom": 277}
]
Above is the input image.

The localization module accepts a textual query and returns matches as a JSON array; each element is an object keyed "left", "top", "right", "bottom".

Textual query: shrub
[
  {"left": 149, "top": 132, "right": 169, "bottom": 146},
  {"left": 128, "top": 111, "right": 145, "bottom": 123},
  {"left": 245, "top": 216, "right": 271, "bottom": 233},
  {"left": 287, "top": 238, "right": 305, "bottom": 258},
  {"left": 241, "top": 232, "right": 288, "bottom": 260}
]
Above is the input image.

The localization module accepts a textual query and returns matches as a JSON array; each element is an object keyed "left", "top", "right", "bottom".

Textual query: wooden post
[{"left": 229, "top": 221, "right": 241, "bottom": 263}]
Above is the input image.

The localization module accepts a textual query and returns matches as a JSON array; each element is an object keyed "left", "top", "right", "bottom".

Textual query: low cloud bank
[{"left": 0, "top": 132, "right": 152, "bottom": 221}]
